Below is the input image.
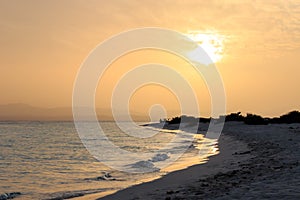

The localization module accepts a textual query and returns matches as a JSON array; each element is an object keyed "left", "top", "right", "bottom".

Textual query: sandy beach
[
  {"left": 2, "top": 1, "right": 300, "bottom": 200},
  {"left": 98, "top": 122, "right": 300, "bottom": 200}
]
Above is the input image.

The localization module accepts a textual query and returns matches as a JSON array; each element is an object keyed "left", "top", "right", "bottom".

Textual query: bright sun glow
[{"left": 185, "top": 31, "right": 225, "bottom": 63}]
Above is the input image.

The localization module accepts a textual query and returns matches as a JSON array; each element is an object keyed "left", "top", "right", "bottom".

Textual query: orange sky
[{"left": 0, "top": 0, "right": 300, "bottom": 118}]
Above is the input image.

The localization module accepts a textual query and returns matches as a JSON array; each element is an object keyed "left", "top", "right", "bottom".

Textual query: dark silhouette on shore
[{"left": 163, "top": 110, "right": 300, "bottom": 125}]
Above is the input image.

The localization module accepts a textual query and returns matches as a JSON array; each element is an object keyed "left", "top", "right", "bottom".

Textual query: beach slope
[{"left": 99, "top": 122, "right": 300, "bottom": 200}]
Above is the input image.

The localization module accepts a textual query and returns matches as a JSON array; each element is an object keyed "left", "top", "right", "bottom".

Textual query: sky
[{"left": 0, "top": 0, "right": 300, "bottom": 118}]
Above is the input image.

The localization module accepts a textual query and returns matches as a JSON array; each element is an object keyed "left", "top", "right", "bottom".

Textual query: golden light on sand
[{"left": 185, "top": 31, "right": 225, "bottom": 64}]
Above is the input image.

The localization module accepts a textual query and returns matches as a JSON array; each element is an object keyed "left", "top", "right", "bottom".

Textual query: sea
[{"left": 0, "top": 121, "right": 218, "bottom": 199}]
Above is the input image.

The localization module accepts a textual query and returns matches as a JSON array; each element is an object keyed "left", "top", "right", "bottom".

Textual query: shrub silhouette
[
  {"left": 225, "top": 112, "right": 245, "bottom": 122},
  {"left": 166, "top": 115, "right": 199, "bottom": 124},
  {"left": 244, "top": 113, "right": 268, "bottom": 125},
  {"left": 199, "top": 117, "right": 211, "bottom": 123},
  {"left": 167, "top": 116, "right": 181, "bottom": 124},
  {"left": 162, "top": 110, "right": 300, "bottom": 127},
  {"left": 270, "top": 111, "right": 300, "bottom": 124}
]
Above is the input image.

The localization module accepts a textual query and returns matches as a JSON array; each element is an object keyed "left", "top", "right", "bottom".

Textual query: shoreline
[
  {"left": 98, "top": 122, "right": 300, "bottom": 200},
  {"left": 71, "top": 123, "right": 222, "bottom": 200},
  {"left": 1, "top": 122, "right": 299, "bottom": 199}
]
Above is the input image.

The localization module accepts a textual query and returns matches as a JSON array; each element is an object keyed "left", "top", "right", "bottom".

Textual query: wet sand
[{"left": 98, "top": 122, "right": 300, "bottom": 200}]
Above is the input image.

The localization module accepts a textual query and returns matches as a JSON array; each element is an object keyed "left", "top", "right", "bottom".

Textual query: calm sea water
[{"left": 0, "top": 122, "right": 218, "bottom": 199}]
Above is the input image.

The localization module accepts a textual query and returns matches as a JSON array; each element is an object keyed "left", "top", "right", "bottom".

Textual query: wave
[{"left": 149, "top": 153, "right": 170, "bottom": 162}]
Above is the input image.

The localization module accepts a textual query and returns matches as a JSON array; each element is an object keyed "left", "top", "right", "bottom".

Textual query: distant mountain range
[{"left": 0, "top": 103, "right": 150, "bottom": 121}]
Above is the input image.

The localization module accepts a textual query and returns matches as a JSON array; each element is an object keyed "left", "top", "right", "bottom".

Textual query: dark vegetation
[{"left": 163, "top": 111, "right": 300, "bottom": 125}]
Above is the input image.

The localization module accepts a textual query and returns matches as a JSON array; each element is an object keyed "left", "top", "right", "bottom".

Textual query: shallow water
[{"left": 0, "top": 122, "right": 218, "bottom": 199}]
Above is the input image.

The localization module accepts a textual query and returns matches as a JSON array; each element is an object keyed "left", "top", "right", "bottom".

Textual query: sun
[{"left": 185, "top": 31, "right": 225, "bottom": 64}]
